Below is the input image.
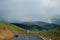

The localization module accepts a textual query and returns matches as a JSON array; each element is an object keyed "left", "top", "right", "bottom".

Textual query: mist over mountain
[
  {"left": 0, "top": 0, "right": 60, "bottom": 23},
  {"left": 51, "top": 16, "right": 60, "bottom": 25},
  {"left": 0, "top": 0, "right": 60, "bottom": 31}
]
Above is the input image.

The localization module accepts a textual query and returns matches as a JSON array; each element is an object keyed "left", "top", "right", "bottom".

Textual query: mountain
[{"left": 12, "top": 21, "right": 60, "bottom": 30}]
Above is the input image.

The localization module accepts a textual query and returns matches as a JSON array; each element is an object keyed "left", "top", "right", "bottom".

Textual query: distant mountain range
[{"left": 12, "top": 21, "right": 60, "bottom": 30}]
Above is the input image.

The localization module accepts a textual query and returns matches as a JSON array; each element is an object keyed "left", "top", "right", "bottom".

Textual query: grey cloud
[{"left": 0, "top": 0, "right": 60, "bottom": 23}]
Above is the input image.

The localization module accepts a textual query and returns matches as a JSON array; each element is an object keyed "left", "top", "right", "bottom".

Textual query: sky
[{"left": 0, "top": 0, "right": 60, "bottom": 23}]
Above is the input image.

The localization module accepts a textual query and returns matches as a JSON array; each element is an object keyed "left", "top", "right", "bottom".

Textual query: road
[{"left": 14, "top": 34, "right": 43, "bottom": 40}]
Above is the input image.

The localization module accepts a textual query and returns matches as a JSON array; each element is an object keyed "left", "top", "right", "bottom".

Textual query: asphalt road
[{"left": 14, "top": 34, "right": 43, "bottom": 40}]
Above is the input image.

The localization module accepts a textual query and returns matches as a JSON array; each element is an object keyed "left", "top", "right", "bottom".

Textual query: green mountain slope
[{"left": 0, "top": 22, "right": 25, "bottom": 33}]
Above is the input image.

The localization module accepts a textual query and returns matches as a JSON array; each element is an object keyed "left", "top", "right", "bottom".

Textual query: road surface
[{"left": 14, "top": 34, "right": 43, "bottom": 40}]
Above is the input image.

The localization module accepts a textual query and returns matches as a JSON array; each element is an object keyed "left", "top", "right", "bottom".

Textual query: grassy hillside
[{"left": 0, "top": 22, "right": 25, "bottom": 33}]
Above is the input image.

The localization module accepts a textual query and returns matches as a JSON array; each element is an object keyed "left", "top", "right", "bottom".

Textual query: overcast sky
[{"left": 0, "top": 0, "right": 60, "bottom": 23}]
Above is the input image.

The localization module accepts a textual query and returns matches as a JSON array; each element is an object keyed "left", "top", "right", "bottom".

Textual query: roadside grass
[{"left": 27, "top": 29, "right": 60, "bottom": 40}]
